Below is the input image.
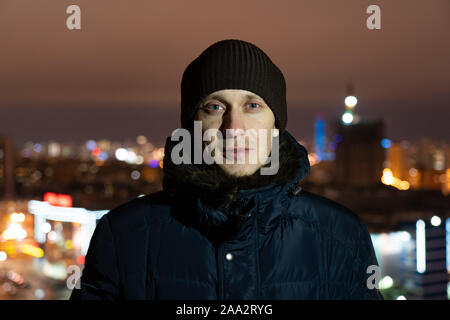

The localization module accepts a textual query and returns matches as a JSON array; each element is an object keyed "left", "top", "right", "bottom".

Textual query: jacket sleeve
[
  {"left": 347, "top": 218, "right": 384, "bottom": 300},
  {"left": 69, "top": 213, "right": 121, "bottom": 300}
]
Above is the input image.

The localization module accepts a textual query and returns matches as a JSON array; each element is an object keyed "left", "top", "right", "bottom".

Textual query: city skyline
[{"left": 1, "top": 0, "right": 449, "bottom": 146}]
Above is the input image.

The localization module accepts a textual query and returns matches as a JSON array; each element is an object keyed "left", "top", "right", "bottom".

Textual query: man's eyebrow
[{"left": 204, "top": 94, "right": 225, "bottom": 102}]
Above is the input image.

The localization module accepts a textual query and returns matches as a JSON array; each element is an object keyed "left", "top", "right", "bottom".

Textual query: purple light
[
  {"left": 85, "top": 140, "right": 97, "bottom": 151},
  {"left": 149, "top": 159, "right": 159, "bottom": 168}
]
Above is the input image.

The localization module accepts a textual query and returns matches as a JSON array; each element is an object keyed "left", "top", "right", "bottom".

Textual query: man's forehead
[{"left": 204, "top": 90, "right": 263, "bottom": 102}]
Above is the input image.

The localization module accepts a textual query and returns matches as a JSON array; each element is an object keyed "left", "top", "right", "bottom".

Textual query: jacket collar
[{"left": 162, "top": 129, "right": 310, "bottom": 241}]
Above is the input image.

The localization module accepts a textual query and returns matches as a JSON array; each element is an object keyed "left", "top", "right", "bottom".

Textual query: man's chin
[{"left": 217, "top": 163, "right": 262, "bottom": 178}]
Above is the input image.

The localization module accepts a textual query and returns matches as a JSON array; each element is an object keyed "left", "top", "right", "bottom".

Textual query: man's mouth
[{"left": 223, "top": 147, "right": 254, "bottom": 160}]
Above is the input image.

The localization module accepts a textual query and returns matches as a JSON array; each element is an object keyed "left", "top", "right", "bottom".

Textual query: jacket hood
[{"left": 162, "top": 129, "right": 310, "bottom": 242}]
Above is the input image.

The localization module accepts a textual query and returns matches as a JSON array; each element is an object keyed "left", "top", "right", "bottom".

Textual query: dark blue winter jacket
[{"left": 70, "top": 130, "right": 383, "bottom": 300}]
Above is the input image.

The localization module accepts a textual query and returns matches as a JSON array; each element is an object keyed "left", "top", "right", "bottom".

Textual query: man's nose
[{"left": 221, "top": 108, "right": 245, "bottom": 137}]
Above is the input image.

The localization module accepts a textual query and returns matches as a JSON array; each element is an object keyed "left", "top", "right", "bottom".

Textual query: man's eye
[
  {"left": 204, "top": 104, "right": 224, "bottom": 112},
  {"left": 247, "top": 103, "right": 261, "bottom": 111}
]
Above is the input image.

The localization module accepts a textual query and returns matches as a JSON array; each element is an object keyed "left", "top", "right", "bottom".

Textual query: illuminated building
[
  {"left": 28, "top": 200, "right": 108, "bottom": 256},
  {"left": 334, "top": 118, "right": 386, "bottom": 187},
  {"left": 414, "top": 218, "right": 448, "bottom": 299},
  {"left": 314, "top": 113, "right": 335, "bottom": 161}
]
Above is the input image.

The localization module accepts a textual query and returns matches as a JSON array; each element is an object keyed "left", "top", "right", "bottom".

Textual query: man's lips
[{"left": 224, "top": 147, "right": 253, "bottom": 153}]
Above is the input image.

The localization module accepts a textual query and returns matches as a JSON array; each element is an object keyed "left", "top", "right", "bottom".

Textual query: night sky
[{"left": 1, "top": 0, "right": 449, "bottom": 147}]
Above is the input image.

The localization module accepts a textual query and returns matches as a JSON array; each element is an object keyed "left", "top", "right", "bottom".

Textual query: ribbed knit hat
[{"left": 180, "top": 39, "right": 287, "bottom": 132}]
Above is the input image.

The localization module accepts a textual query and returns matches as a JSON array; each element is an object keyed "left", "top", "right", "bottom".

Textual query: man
[{"left": 70, "top": 39, "right": 383, "bottom": 300}]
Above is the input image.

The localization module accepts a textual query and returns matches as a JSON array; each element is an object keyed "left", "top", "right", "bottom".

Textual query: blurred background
[{"left": 0, "top": 0, "right": 449, "bottom": 300}]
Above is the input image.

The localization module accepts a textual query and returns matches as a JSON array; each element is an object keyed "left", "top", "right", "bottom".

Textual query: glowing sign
[{"left": 43, "top": 192, "right": 73, "bottom": 207}]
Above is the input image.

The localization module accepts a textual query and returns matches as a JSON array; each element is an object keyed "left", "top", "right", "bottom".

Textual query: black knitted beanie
[{"left": 180, "top": 39, "right": 287, "bottom": 132}]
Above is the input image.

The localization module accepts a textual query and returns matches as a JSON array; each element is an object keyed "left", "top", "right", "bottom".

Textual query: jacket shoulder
[
  {"left": 292, "top": 189, "right": 367, "bottom": 249},
  {"left": 105, "top": 190, "right": 173, "bottom": 231}
]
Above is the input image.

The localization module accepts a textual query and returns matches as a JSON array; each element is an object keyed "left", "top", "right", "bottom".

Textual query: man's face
[{"left": 194, "top": 89, "right": 276, "bottom": 177}]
